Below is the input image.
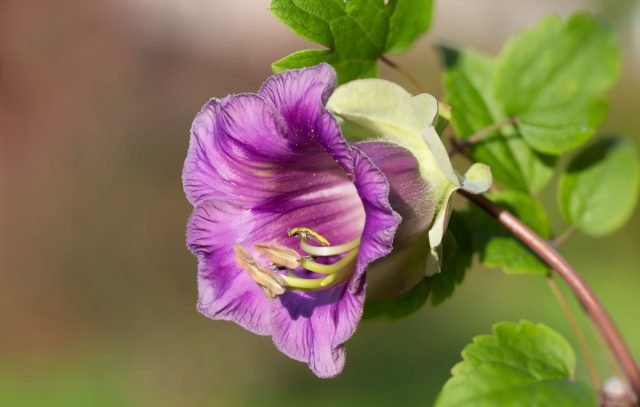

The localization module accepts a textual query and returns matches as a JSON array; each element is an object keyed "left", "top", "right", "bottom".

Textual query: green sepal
[{"left": 327, "top": 79, "right": 492, "bottom": 276}]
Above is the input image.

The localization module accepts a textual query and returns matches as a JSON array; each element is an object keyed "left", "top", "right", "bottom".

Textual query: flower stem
[
  {"left": 379, "top": 55, "right": 425, "bottom": 92},
  {"left": 547, "top": 273, "right": 601, "bottom": 389},
  {"left": 459, "top": 189, "right": 640, "bottom": 399},
  {"left": 446, "top": 117, "right": 518, "bottom": 156},
  {"left": 552, "top": 226, "right": 577, "bottom": 247}
]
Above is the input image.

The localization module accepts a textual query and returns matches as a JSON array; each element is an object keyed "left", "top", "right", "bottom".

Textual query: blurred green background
[{"left": 1, "top": 0, "right": 639, "bottom": 406}]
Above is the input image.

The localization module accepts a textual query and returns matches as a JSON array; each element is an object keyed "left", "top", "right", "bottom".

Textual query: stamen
[
  {"left": 281, "top": 274, "right": 329, "bottom": 290},
  {"left": 299, "top": 249, "right": 358, "bottom": 274},
  {"left": 300, "top": 236, "right": 361, "bottom": 257},
  {"left": 288, "top": 227, "right": 330, "bottom": 246},
  {"left": 282, "top": 250, "right": 357, "bottom": 290},
  {"left": 254, "top": 241, "right": 301, "bottom": 270},
  {"left": 319, "top": 261, "right": 355, "bottom": 287},
  {"left": 234, "top": 246, "right": 286, "bottom": 299},
  {"left": 235, "top": 228, "right": 363, "bottom": 297},
  {"left": 319, "top": 250, "right": 359, "bottom": 287}
]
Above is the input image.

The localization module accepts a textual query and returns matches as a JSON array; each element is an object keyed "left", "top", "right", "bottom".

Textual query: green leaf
[
  {"left": 385, "top": 0, "right": 434, "bottom": 53},
  {"left": 467, "top": 191, "right": 550, "bottom": 275},
  {"left": 441, "top": 46, "right": 556, "bottom": 194},
  {"left": 269, "top": 0, "right": 344, "bottom": 47},
  {"left": 272, "top": 50, "right": 378, "bottom": 82},
  {"left": 558, "top": 137, "right": 640, "bottom": 236},
  {"left": 330, "top": 2, "right": 387, "bottom": 59},
  {"left": 436, "top": 321, "right": 596, "bottom": 407},
  {"left": 494, "top": 12, "right": 619, "bottom": 155},
  {"left": 270, "top": 0, "right": 433, "bottom": 83},
  {"left": 272, "top": 49, "right": 335, "bottom": 72}
]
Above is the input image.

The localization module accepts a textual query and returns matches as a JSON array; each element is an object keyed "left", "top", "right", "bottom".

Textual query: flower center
[{"left": 234, "top": 228, "right": 361, "bottom": 299}]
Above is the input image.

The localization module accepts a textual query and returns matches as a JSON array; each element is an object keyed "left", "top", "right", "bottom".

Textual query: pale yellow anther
[
  {"left": 254, "top": 241, "right": 302, "bottom": 270},
  {"left": 234, "top": 245, "right": 286, "bottom": 299}
]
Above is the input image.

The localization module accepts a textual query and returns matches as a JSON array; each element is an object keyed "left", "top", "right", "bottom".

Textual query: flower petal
[
  {"left": 258, "top": 63, "right": 335, "bottom": 140},
  {"left": 271, "top": 285, "right": 364, "bottom": 378},
  {"left": 183, "top": 94, "right": 291, "bottom": 206},
  {"left": 268, "top": 147, "right": 399, "bottom": 379},
  {"left": 355, "top": 141, "right": 435, "bottom": 298},
  {"left": 258, "top": 64, "right": 353, "bottom": 182},
  {"left": 349, "top": 147, "right": 401, "bottom": 291},
  {"left": 183, "top": 71, "right": 367, "bottom": 246},
  {"left": 187, "top": 201, "right": 272, "bottom": 335},
  {"left": 184, "top": 66, "right": 404, "bottom": 379},
  {"left": 356, "top": 141, "right": 434, "bottom": 247},
  {"left": 266, "top": 146, "right": 398, "bottom": 378}
]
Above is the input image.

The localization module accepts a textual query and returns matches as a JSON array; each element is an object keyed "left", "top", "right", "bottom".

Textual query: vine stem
[
  {"left": 382, "top": 56, "right": 639, "bottom": 395},
  {"left": 459, "top": 189, "right": 640, "bottom": 399}
]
